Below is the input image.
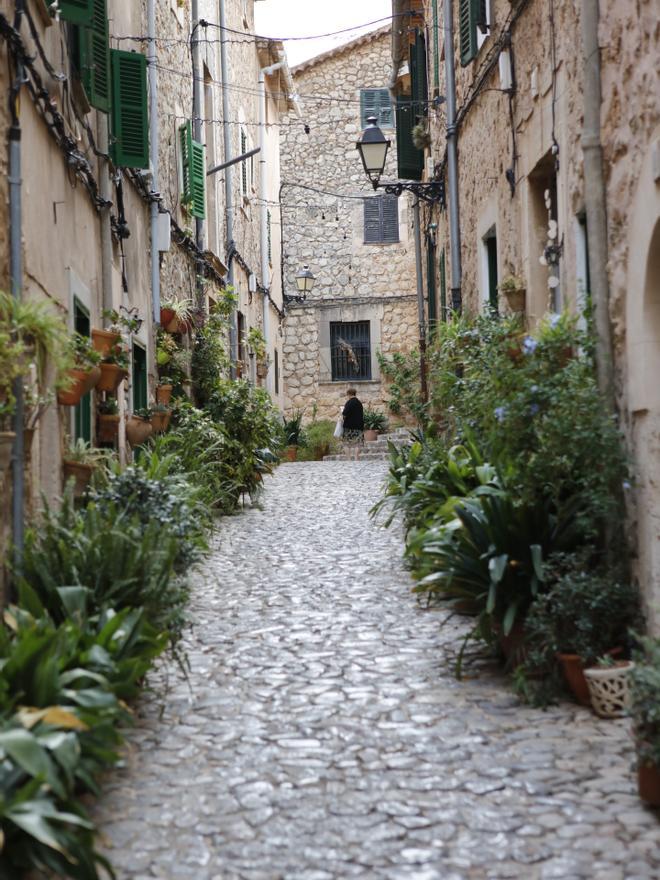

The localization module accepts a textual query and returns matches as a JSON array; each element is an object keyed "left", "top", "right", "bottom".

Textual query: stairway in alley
[{"left": 323, "top": 427, "right": 412, "bottom": 461}]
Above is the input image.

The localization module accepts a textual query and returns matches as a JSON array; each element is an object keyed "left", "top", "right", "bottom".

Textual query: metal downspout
[
  {"left": 580, "top": 0, "right": 615, "bottom": 410},
  {"left": 259, "top": 60, "right": 285, "bottom": 396},
  {"left": 192, "top": 0, "right": 205, "bottom": 311},
  {"left": 10, "top": 0, "right": 25, "bottom": 580},
  {"left": 97, "top": 116, "right": 114, "bottom": 316},
  {"left": 219, "top": 0, "right": 237, "bottom": 371},
  {"left": 443, "top": 0, "right": 462, "bottom": 312},
  {"left": 147, "top": 0, "right": 160, "bottom": 324},
  {"left": 412, "top": 200, "right": 428, "bottom": 402}
]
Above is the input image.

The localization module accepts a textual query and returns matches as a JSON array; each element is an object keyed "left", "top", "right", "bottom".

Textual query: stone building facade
[
  {"left": 0, "top": 0, "right": 293, "bottom": 594},
  {"left": 279, "top": 28, "right": 419, "bottom": 421},
  {"left": 388, "top": 0, "right": 660, "bottom": 627}
]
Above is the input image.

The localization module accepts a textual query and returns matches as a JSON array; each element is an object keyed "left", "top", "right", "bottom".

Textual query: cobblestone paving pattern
[{"left": 94, "top": 462, "right": 660, "bottom": 880}]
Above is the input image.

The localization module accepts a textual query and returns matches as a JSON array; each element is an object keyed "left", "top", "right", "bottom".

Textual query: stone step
[{"left": 323, "top": 452, "right": 391, "bottom": 461}]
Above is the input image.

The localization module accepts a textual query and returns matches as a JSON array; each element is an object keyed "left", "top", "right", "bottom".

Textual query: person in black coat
[{"left": 342, "top": 387, "right": 364, "bottom": 461}]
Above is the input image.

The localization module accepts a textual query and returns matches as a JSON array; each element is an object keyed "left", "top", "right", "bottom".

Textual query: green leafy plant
[
  {"left": 363, "top": 408, "right": 388, "bottom": 432},
  {"left": 97, "top": 397, "right": 119, "bottom": 416},
  {"left": 68, "top": 333, "right": 102, "bottom": 371},
  {"left": 0, "top": 290, "right": 70, "bottom": 383},
  {"left": 102, "top": 306, "right": 142, "bottom": 335},
  {"left": 630, "top": 635, "right": 660, "bottom": 767},
  {"left": 246, "top": 327, "right": 267, "bottom": 362},
  {"left": 63, "top": 439, "right": 110, "bottom": 468},
  {"left": 282, "top": 410, "right": 306, "bottom": 447},
  {"left": 132, "top": 407, "right": 153, "bottom": 421},
  {"left": 377, "top": 348, "right": 427, "bottom": 424},
  {"left": 296, "top": 419, "right": 340, "bottom": 461}
]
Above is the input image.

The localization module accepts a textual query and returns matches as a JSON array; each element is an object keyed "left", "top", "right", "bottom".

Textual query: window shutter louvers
[
  {"left": 381, "top": 196, "right": 399, "bottom": 243},
  {"left": 395, "top": 95, "right": 423, "bottom": 181},
  {"left": 363, "top": 198, "right": 382, "bottom": 244},
  {"left": 363, "top": 196, "right": 399, "bottom": 244},
  {"left": 179, "top": 121, "right": 206, "bottom": 219},
  {"left": 360, "top": 89, "right": 393, "bottom": 129},
  {"left": 59, "top": 0, "right": 94, "bottom": 25},
  {"left": 460, "top": 0, "right": 480, "bottom": 66},
  {"left": 110, "top": 49, "right": 149, "bottom": 168},
  {"left": 77, "top": 0, "right": 110, "bottom": 112}
]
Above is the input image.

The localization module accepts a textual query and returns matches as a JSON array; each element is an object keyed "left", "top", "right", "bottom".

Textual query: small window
[
  {"left": 363, "top": 195, "right": 399, "bottom": 244},
  {"left": 132, "top": 342, "right": 147, "bottom": 411},
  {"left": 360, "top": 88, "right": 393, "bottom": 128},
  {"left": 330, "top": 321, "right": 371, "bottom": 381}
]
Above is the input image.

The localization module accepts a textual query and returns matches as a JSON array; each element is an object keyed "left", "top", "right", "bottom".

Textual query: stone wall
[{"left": 279, "top": 28, "right": 419, "bottom": 422}]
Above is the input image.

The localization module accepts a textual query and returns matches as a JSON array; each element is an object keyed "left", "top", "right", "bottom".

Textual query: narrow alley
[{"left": 93, "top": 463, "right": 660, "bottom": 880}]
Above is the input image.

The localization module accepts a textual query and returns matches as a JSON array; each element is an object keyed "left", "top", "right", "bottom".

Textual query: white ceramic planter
[{"left": 584, "top": 661, "right": 634, "bottom": 718}]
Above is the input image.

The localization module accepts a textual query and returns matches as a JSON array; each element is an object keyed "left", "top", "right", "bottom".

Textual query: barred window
[{"left": 330, "top": 321, "right": 371, "bottom": 381}]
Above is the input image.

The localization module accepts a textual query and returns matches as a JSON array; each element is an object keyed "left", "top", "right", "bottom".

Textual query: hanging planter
[
  {"left": 97, "top": 414, "right": 120, "bottom": 444},
  {"left": 150, "top": 407, "right": 171, "bottom": 434},
  {"left": 62, "top": 460, "right": 94, "bottom": 497},
  {"left": 97, "top": 363, "right": 128, "bottom": 394},
  {"left": 156, "top": 383, "right": 173, "bottom": 405},
  {"left": 160, "top": 307, "right": 176, "bottom": 327},
  {"left": 126, "top": 414, "right": 153, "bottom": 447},
  {"left": 498, "top": 275, "right": 527, "bottom": 314},
  {"left": 91, "top": 328, "right": 121, "bottom": 358},
  {"left": 256, "top": 361, "right": 269, "bottom": 380},
  {"left": 0, "top": 431, "right": 16, "bottom": 473},
  {"left": 57, "top": 369, "right": 93, "bottom": 406},
  {"left": 584, "top": 660, "right": 635, "bottom": 718}
]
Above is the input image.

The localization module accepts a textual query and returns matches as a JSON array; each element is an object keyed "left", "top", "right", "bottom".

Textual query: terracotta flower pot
[
  {"left": 156, "top": 384, "right": 173, "bottom": 405},
  {"left": 125, "top": 416, "right": 153, "bottom": 447},
  {"left": 0, "top": 431, "right": 16, "bottom": 473},
  {"left": 62, "top": 460, "right": 94, "bottom": 496},
  {"left": 82, "top": 365, "right": 101, "bottom": 395},
  {"left": 638, "top": 761, "right": 660, "bottom": 807},
  {"left": 256, "top": 362, "right": 268, "bottom": 379},
  {"left": 23, "top": 427, "right": 35, "bottom": 463},
  {"left": 166, "top": 316, "right": 189, "bottom": 335},
  {"left": 160, "top": 307, "right": 175, "bottom": 327},
  {"left": 285, "top": 445, "right": 297, "bottom": 462},
  {"left": 97, "top": 363, "right": 128, "bottom": 393},
  {"left": 497, "top": 620, "right": 527, "bottom": 667},
  {"left": 97, "top": 414, "right": 120, "bottom": 443},
  {"left": 150, "top": 411, "right": 170, "bottom": 433},
  {"left": 557, "top": 653, "right": 592, "bottom": 706},
  {"left": 503, "top": 288, "right": 526, "bottom": 313},
  {"left": 57, "top": 369, "right": 91, "bottom": 406},
  {"left": 92, "top": 328, "right": 121, "bottom": 358},
  {"left": 364, "top": 429, "right": 378, "bottom": 442}
]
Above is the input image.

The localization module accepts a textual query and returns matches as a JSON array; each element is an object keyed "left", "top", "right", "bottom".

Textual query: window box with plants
[
  {"left": 497, "top": 274, "right": 526, "bottom": 314},
  {"left": 57, "top": 333, "right": 102, "bottom": 406},
  {"left": 630, "top": 635, "right": 660, "bottom": 806},
  {"left": 126, "top": 407, "right": 154, "bottom": 447},
  {"left": 97, "top": 342, "right": 129, "bottom": 393},
  {"left": 97, "top": 397, "right": 121, "bottom": 443},
  {"left": 363, "top": 408, "right": 388, "bottom": 442},
  {"left": 62, "top": 438, "right": 108, "bottom": 497}
]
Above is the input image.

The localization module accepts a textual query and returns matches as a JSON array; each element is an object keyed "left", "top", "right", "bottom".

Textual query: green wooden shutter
[
  {"left": 363, "top": 197, "right": 382, "bottom": 243},
  {"left": 59, "top": 0, "right": 93, "bottom": 25},
  {"left": 77, "top": 0, "right": 110, "bottom": 112},
  {"left": 427, "top": 240, "right": 437, "bottom": 325},
  {"left": 381, "top": 195, "right": 399, "bottom": 243},
  {"left": 395, "top": 96, "right": 423, "bottom": 181},
  {"left": 180, "top": 121, "right": 206, "bottom": 219},
  {"left": 361, "top": 89, "right": 393, "bottom": 128},
  {"left": 110, "top": 49, "right": 149, "bottom": 168},
  {"left": 432, "top": 0, "right": 440, "bottom": 91},
  {"left": 439, "top": 248, "right": 447, "bottom": 320},
  {"left": 460, "top": 0, "right": 480, "bottom": 66},
  {"left": 377, "top": 89, "right": 393, "bottom": 127},
  {"left": 411, "top": 30, "right": 428, "bottom": 117}
]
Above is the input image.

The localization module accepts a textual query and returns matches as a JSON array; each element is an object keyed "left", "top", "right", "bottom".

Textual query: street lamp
[
  {"left": 285, "top": 264, "right": 316, "bottom": 305},
  {"left": 355, "top": 116, "right": 444, "bottom": 205}
]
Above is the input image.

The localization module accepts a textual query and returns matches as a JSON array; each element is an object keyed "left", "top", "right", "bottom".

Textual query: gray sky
[{"left": 254, "top": 0, "right": 392, "bottom": 67}]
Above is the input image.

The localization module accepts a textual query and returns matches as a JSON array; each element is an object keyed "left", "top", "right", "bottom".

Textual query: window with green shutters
[
  {"left": 460, "top": 0, "right": 483, "bottom": 66},
  {"left": 179, "top": 121, "right": 206, "bottom": 219},
  {"left": 432, "top": 0, "right": 440, "bottom": 91},
  {"left": 74, "top": 0, "right": 110, "bottom": 112},
  {"left": 395, "top": 96, "right": 423, "bottom": 181},
  {"left": 59, "top": 0, "right": 93, "bottom": 25},
  {"left": 409, "top": 30, "right": 428, "bottom": 118},
  {"left": 363, "top": 195, "right": 399, "bottom": 244},
  {"left": 440, "top": 248, "right": 447, "bottom": 320},
  {"left": 110, "top": 49, "right": 149, "bottom": 169},
  {"left": 360, "top": 89, "right": 393, "bottom": 129}
]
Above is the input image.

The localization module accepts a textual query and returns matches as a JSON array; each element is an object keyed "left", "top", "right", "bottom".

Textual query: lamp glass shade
[
  {"left": 295, "top": 265, "right": 315, "bottom": 295},
  {"left": 358, "top": 141, "right": 389, "bottom": 176}
]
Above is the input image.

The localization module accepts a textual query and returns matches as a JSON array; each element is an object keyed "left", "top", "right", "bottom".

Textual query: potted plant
[
  {"left": 156, "top": 376, "right": 174, "bottom": 405},
  {"left": 498, "top": 274, "right": 526, "bottom": 313},
  {"left": 62, "top": 438, "right": 107, "bottom": 496},
  {"left": 0, "top": 289, "right": 69, "bottom": 384},
  {"left": 150, "top": 403, "right": 171, "bottom": 434},
  {"left": 363, "top": 408, "right": 388, "bottom": 442},
  {"left": 157, "top": 331, "right": 191, "bottom": 387},
  {"left": 126, "top": 407, "right": 154, "bottom": 447},
  {"left": 57, "top": 333, "right": 102, "bottom": 406},
  {"left": 102, "top": 306, "right": 143, "bottom": 336},
  {"left": 584, "top": 654, "right": 635, "bottom": 718},
  {"left": 282, "top": 410, "right": 305, "bottom": 462},
  {"left": 91, "top": 324, "right": 121, "bottom": 358},
  {"left": 97, "top": 342, "right": 129, "bottom": 393},
  {"left": 247, "top": 327, "right": 268, "bottom": 378},
  {"left": 97, "top": 397, "right": 121, "bottom": 443},
  {"left": 23, "top": 386, "right": 54, "bottom": 459},
  {"left": 630, "top": 635, "right": 660, "bottom": 806},
  {"left": 161, "top": 297, "right": 194, "bottom": 334}
]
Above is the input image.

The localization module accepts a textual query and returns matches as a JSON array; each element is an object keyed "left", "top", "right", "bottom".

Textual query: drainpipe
[
  {"left": 412, "top": 200, "right": 428, "bottom": 403},
  {"left": 259, "top": 58, "right": 285, "bottom": 395},
  {"left": 147, "top": 0, "right": 160, "bottom": 324},
  {"left": 443, "top": 0, "right": 462, "bottom": 312},
  {"left": 97, "top": 116, "right": 114, "bottom": 316},
  {"left": 10, "top": 0, "right": 25, "bottom": 579},
  {"left": 219, "top": 0, "right": 237, "bottom": 370},
  {"left": 192, "top": 0, "right": 205, "bottom": 311},
  {"left": 580, "top": 0, "right": 615, "bottom": 410}
]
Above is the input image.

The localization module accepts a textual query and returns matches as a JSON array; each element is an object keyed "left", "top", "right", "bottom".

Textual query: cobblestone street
[{"left": 94, "top": 462, "right": 660, "bottom": 880}]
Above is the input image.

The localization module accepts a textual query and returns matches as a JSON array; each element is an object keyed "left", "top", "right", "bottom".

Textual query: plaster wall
[{"left": 279, "top": 29, "right": 419, "bottom": 421}]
